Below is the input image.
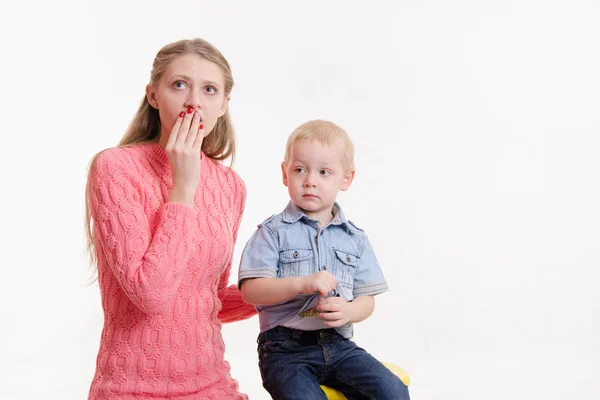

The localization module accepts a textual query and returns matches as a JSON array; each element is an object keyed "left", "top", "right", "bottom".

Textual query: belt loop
[{"left": 291, "top": 329, "right": 301, "bottom": 341}]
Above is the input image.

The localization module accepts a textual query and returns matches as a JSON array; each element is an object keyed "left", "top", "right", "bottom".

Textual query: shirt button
[
  {"left": 322, "top": 266, "right": 326, "bottom": 270},
  {"left": 293, "top": 251, "right": 299, "bottom": 258},
  {"left": 346, "top": 256, "right": 351, "bottom": 262}
]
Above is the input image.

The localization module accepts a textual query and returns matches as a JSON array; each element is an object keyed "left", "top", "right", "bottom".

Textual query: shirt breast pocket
[
  {"left": 279, "top": 249, "right": 313, "bottom": 278},
  {"left": 333, "top": 249, "right": 359, "bottom": 289}
]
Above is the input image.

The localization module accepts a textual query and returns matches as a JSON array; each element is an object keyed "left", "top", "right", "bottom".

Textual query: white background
[{"left": 0, "top": 0, "right": 598, "bottom": 399}]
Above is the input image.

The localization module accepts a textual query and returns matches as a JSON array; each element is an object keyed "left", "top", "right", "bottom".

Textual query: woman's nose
[{"left": 184, "top": 93, "right": 203, "bottom": 112}]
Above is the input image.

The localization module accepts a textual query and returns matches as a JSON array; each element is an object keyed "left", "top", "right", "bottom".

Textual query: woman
[{"left": 85, "top": 38, "right": 256, "bottom": 399}]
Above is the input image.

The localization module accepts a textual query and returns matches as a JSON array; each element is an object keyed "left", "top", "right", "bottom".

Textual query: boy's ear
[
  {"left": 340, "top": 169, "right": 355, "bottom": 191},
  {"left": 281, "top": 162, "right": 288, "bottom": 187}
]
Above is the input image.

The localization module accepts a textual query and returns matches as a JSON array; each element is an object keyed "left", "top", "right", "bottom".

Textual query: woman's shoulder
[
  {"left": 205, "top": 159, "right": 247, "bottom": 213},
  {"left": 93, "top": 143, "right": 157, "bottom": 175},
  {"left": 208, "top": 158, "right": 246, "bottom": 191}
]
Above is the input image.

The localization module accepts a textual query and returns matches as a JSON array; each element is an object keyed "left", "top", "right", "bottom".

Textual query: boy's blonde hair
[{"left": 283, "top": 120, "right": 355, "bottom": 170}]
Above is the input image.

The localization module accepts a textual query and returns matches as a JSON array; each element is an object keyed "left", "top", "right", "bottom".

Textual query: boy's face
[{"left": 282, "top": 139, "right": 354, "bottom": 221}]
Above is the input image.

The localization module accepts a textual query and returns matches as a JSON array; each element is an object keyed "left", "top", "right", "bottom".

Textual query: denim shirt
[{"left": 238, "top": 201, "right": 388, "bottom": 339}]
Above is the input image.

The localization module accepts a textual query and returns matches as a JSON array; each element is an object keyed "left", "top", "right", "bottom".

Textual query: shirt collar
[{"left": 282, "top": 201, "right": 350, "bottom": 228}]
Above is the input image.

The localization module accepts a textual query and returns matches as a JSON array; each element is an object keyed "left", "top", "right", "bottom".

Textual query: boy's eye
[
  {"left": 294, "top": 167, "right": 305, "bottom": 174},
  {"left": 320, "top": 170, "right": 331, "bottom": 176}
]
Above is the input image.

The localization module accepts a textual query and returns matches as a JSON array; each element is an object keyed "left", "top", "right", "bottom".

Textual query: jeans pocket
[
  {"left": 259, "top": 340, "right": 296, "bottom": 369},
  {"left": 261, "top": 339, "right": 294, "bottom": 353}
]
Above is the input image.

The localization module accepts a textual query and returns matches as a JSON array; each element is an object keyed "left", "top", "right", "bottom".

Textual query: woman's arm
[
  {"left": 89, "top": 150, "right": 197, "bottom": 315},
  {"left": 217, "top": 283, "right": 258, "bottom": 323},
  {"left": 216, "top": 176, "right": 257, "bottom": 323}
]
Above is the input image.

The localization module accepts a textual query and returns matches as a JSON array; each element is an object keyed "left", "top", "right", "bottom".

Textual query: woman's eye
[
  {"left": 173, "top": 81, "right": 186, "bottom": 89},
  {"left": 205, "top": 86, "right": 217, "bottom": 94}
]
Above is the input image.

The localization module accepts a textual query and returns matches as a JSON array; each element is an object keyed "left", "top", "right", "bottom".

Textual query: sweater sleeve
[
  {"left": 217, "top": 175, "right": 257, "bottom": 323},
  {"left": 89, "top": 150, "right": 197, "bottom": 315}
]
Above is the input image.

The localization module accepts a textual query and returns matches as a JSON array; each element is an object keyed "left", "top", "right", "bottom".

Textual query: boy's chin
[{"left": 295, "top": 200, "right": 335, "bottom": 213}]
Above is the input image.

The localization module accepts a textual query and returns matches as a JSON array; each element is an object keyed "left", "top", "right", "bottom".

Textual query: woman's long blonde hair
[{"left": 84, "top": 38, "right": 236, "bottom": 273}]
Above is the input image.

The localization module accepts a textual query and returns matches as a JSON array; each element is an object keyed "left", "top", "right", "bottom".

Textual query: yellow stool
[{"left": 320, "top": 362, "right": 410, "bottom": 400}]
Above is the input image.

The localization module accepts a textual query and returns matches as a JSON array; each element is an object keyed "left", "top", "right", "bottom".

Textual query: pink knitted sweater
[{"left": 87, "top": 143, "right": 256, "bottom": 399}]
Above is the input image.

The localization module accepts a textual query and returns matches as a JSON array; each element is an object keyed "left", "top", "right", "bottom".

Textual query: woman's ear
[
  {"left": 219, "top": 97, "right": 230, "bottom": 117},
  {"left": 146, "top": 84, "right": 159, "bottom": 109}
]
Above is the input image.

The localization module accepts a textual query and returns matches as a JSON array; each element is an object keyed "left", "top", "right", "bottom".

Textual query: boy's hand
[
  {"left": 316, "top": 296, "right": 352, "bottom": 327},
  {"left": 299, "top": 271, "right": 337, "bottom": 297}
]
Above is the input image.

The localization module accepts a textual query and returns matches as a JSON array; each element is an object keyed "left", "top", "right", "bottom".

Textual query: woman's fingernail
[
  {"left": 199, "top": 124, "right": 204, "bottom": 130},
  {"left": 187, "top": 107, "right": 193, "bottom": 114},
  {"left": 179, "top": 111, "right": 185, "bottom": 117}
]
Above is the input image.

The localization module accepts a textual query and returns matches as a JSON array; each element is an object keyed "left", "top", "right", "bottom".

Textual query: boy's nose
[{"left": 303, "top": 175, "right": 316, "bottom": 187}]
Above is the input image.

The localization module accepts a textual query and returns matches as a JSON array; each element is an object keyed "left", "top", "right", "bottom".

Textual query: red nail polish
[
  {"left": 199, "top": 124, "right": 204, "bottom": 130},
  {"left": 179, "top": 111, "right": 185, "bottom": 117},
  {"left": 187, "top": 107, "right": 193, "bottom": 114}
]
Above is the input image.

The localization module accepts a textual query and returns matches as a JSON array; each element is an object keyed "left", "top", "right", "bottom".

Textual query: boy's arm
[
  {"left": 242, "top": 271, "right": 338, "bottom": 306},
  {"left": 241, "top": 277, "right": 303, "bottom": 305},
  {"left": 238, "top": 222, "right": 339, "bottom": 306},
  {"left": 346, "top": 295, "right": 375, "bottom": 322}
]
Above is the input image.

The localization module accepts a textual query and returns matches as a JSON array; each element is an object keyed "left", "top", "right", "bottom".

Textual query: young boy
[{"left": 238, "top": 120, "right": 409, "bottom": 399}]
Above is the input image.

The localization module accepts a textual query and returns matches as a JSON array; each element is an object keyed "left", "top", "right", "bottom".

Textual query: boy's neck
[{"left": 302, "top": 206, "right": 335, "bottom": 227}]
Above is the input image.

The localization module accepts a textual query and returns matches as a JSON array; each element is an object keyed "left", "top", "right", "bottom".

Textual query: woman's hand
[{"left": 166, "top": 107, "right": 205, "bottom": 207}]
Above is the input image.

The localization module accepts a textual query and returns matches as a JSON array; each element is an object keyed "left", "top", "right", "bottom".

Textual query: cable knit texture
[{"left": 87, "top": 143, "right": 256, "bottom": 400}]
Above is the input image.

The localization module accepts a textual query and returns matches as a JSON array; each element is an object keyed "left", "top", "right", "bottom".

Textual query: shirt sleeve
[
  {"left": 237, "top": 223, "right": 280, "bottom": 288},
  {"left": 353, "top": 233, "right": 389, "bottom": 297}
]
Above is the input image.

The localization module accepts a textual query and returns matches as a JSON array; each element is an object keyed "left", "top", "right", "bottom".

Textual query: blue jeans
[{"left": 257, "top": 326, "right": 410, "bottom": 400}]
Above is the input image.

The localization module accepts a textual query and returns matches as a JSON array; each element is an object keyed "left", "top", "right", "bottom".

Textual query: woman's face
[{"left": 147, "top": 54, "right": 229, "bottom": 144}]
